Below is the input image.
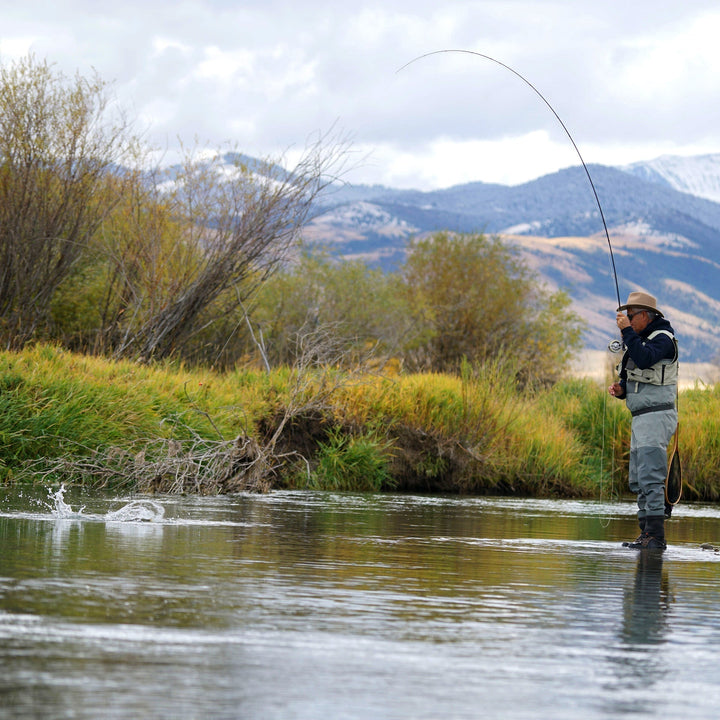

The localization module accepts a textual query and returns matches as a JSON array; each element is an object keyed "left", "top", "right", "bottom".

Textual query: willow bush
[
  {"left": 0, "top": 55, "right": 138, "bottom": 346},
  {"left": 399, "top": 232, "right": 584, "bottom": 384}
]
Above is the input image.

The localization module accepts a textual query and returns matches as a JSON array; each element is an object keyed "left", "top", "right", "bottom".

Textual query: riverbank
[{"left": 1, "top": 344, "right": 719, "bottom": 499}]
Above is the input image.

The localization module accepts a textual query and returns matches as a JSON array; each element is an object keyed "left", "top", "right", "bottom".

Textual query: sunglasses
[{"left": 626, "top": 311, "right": 645, "bottom": 321}]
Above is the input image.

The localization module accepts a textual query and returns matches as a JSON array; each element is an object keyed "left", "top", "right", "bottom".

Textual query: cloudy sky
[{"left": 3, "top": 1, "right": 720, "bottom": 190}]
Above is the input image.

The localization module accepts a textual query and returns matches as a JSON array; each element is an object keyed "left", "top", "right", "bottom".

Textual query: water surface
[{"left": 1, "top": 487, "right": 720, "bottom": 719}]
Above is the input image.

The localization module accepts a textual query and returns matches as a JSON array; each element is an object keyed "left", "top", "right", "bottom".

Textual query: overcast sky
[{"left": 3, "top": 1, "right": 720, "bottom": 190}]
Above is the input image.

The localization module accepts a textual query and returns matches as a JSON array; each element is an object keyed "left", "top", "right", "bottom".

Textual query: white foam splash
[
  {"left": 105, "top": 500, "right": 165, "bottom": 523},
  {"left": 45, "top": 485, "right": 165, "bottom": 524},
  {"left": 48, "top": 484, "right": 84, "bottom": 518}
]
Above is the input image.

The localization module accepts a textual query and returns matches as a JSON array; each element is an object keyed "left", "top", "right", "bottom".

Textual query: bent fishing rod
[{"left": 397, "top": 49, "right": 622, "bottom": 311}]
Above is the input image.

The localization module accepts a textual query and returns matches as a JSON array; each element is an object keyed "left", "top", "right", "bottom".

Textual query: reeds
[
  {"left": 0, "top": 344, "right": 245, "bottom": 481},
  {"left": 672, "top": 383, "right": 720, "bottom": 499},
  {"left": 306, "top": 428, "right": 394, "bottom": 492},
  {"left": 2, "top": 344, "right": 718, "bottom": 499},
  {"left": 537, "top": 377, "right": 630, "bottom": 500}
]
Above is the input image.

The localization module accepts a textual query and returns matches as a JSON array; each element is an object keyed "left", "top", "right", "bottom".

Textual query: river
[{"left": 1, "top": 486, "right": 720, "bottom": 719}]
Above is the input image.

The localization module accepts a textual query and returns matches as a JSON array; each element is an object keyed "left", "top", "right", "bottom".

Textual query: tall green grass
[
  {"left": 329, "top": 362, "right": 595, "bottom": 496},
  {"left": 673, "top": 384, "right": 720, "bottom": 499},
  {"left": 1, "top": 344, "right": 719, "bottom": 500},
  {"left": 0, "top": 344, "right": 248, "bottom": 479},
  {"left": 537, "top": 378, "right": 630, "bottom": 500},
  {"left": 306, "top": 428, "right": 394, "bottom": 492}
]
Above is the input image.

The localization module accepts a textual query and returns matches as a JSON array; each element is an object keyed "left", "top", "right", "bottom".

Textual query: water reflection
[
  {"left": 621, "top": 551, "right": 671, "bottom": 648},
  {"left": 3, "top": 490, "right": 720, "bottom": 720},
  {"left": 602, "top": 551, "right": 674, "bottom": 718}
]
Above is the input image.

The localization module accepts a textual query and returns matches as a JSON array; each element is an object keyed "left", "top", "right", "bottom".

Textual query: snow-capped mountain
[{"left": 622, "top": 153, "right": 720, "bottom": 203}]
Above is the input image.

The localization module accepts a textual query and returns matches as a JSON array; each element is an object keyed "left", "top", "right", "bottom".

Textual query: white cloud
[
  {"left": 350, "top": 132, "right": 580, "bottom": 188},
  {"left": 0, "top": 36, "right": 37, "bottom": 59},
  {"left": 194, "top": 46, "right": 255, "bottom": 84},
  {"left": 613, "top": 10, "right": 720, "bottom": 102},
  {"left": 3, "top": 1, "right": 720, "bottom": 189},
  {"left": 151, "top": 37, "right": 193, "bottom": 57}
]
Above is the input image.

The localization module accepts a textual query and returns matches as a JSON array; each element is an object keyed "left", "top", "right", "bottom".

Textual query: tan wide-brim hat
[{"left": 617, "top": 291, "right": 664, "bottom": 317}]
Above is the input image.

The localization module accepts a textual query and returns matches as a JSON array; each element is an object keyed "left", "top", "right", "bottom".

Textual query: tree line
[{"left": 0, "top": 55, "right": 582, "bottom": 384}]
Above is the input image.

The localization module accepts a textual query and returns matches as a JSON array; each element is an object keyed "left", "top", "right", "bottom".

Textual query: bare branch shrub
[
  {"left": 0, "top": 55, "right": 137, "bottom": 345},
  {"left": 107, "top": 133, "right": 353, "bottom": 363}
]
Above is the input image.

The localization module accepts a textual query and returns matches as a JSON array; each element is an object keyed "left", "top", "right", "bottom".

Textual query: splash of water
[
  {"left": 45, "top": 485, "right": 164, "bottom": 523},
  {"left": 48, "top": 484, "right": 82, "bottom": 518},
  {"left": 105, "top": 500, "right": 165, "bottom": 523}
]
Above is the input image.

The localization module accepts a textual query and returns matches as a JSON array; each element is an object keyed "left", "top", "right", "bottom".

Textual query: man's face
[{"left": 626, "top": 308, "right": 651, "bottom": 332}]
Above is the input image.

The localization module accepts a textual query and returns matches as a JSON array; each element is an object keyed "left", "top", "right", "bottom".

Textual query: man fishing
[{"left": 608, "top": 291, "right": 678, "bottom": 550}]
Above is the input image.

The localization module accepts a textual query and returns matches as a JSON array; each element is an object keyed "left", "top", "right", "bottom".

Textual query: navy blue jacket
[{"left": 618, "top": 316, "right": 676, "bottom": 395}]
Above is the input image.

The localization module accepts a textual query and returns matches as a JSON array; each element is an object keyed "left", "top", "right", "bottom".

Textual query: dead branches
[
  {"left": 31, "top": 319, "right": 380, "bottom": 494},
  {"left": 31, "top": 434, "right": 292, "bottom": 494},
  {"left": 109, "top": 132, "right": 353, "bottom": 363}
]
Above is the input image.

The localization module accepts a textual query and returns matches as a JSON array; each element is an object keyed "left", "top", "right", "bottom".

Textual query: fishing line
[
  {"left": 399, "top": 49, "right": 625, "bottom": 513},
  {"left": 397, "top": 49, "right": 622, "bottom": 309},
  {"left": 598, "top": 363, "right": 618, "bottom": 528}
]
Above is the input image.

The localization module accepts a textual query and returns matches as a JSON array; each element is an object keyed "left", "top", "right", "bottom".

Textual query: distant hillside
[
  {"left": 307, "top": 155, "right": 720, "bottom": 363},
  {"left": 315, "top": 163, "right": 720, "bottom": 243}
]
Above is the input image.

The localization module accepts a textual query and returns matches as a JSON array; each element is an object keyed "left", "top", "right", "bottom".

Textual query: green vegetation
[
  {"left": 308, "top": 428, "right": 394, "bottom": 492},
  {"left": 400, "top": 232, "right": 582, "bottom": 382},
  {"left": 673, "top": 385, "right": 720, "bottom": 500},
  {"left": 243, "top": 234, "right": 583, "bottom": 385},
  {"left": 2, "top": 344, "right": 718, "bottom": 502},
  {"left": 2, "top": 55, "right": 717, "bottom": 503}
]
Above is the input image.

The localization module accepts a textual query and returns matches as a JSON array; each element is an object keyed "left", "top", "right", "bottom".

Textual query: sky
[{"left": 3, "top": 0, "right": 720, "bottom": 190}]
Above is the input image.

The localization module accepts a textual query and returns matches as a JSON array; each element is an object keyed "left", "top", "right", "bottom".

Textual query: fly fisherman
[{"left": 608, "top": 291, "right": 678, "bottom": 550}]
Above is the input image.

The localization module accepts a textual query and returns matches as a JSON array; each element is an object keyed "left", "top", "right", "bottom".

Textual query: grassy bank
[{"left": 1, "top": 345, "right": 718, "bottom": 500}]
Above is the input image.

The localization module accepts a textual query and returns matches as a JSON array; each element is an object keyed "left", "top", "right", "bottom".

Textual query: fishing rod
[
  {"left": 399, "top": 50, "right": 664, "bottom": 514},
  {"left": 397, "top": 49, "right": 622, "bottom": 310}
]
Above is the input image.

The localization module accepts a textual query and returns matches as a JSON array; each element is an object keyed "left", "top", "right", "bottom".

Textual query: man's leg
[{"left": 629, "top": 411, "right": 678, "bottom": 550}]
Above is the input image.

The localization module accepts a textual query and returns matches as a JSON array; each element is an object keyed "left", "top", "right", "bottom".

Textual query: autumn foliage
[{"left": 0, "top": 55, "right": 580, "bottom": 386}]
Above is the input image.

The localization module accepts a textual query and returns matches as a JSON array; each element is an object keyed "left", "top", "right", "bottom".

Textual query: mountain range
[{"left": 306, "top": 153, "right": 720, "bottom": 364}]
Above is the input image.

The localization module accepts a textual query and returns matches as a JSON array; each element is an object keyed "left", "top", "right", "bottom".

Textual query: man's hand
[{"left": 608, "top": 382, "right": 623, "bottom": 397}]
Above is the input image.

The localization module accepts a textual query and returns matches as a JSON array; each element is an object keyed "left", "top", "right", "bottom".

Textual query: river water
[{"left": 1, "top": 487, "right": 720, "bottom": 720}]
